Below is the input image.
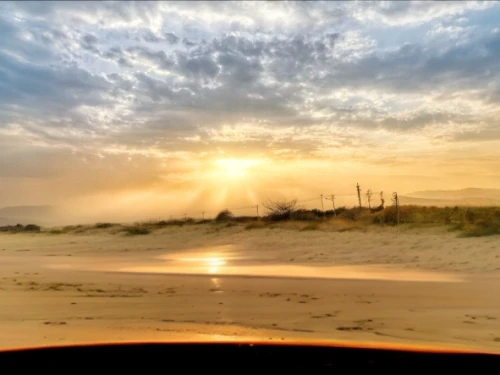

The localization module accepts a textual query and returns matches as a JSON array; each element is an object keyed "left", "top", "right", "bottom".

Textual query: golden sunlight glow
[
  {"left": 207, "top": 257, "right": 226, "bottom": 274},
  {"left": 215, "top": 158, "right": 261, "bottom": 177},
  {"left": 171, "top": 253, "right": 228, "bottom": 274}
]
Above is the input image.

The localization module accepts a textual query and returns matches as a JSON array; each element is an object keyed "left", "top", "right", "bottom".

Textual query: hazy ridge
[
  {"left": 1, "top": 188, "right": 499, "bottom": 226},
  {"left": 0, "top": 205, "right": 55, "bottom": 226},
  {"left": 402, "top": 188, "right": 500, "bottom": 207}
]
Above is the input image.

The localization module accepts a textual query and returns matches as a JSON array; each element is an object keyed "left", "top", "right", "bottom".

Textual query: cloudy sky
[{"left": 1, "top": 1, "right": 500, "bottom": 222}]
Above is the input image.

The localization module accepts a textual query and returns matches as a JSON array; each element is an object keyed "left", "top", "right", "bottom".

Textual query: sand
[{"left": 1, "top": 224, "right": 500, "bottom": 352}]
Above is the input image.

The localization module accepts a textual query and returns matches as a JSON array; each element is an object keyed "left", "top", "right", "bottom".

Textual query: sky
[{"left": 1, "top": 1, "right": 500, "bottom": 222}]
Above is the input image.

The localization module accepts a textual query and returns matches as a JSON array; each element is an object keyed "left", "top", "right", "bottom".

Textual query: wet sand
[{"left": 1, "top": 225, "right": 500, "bottom": 352}]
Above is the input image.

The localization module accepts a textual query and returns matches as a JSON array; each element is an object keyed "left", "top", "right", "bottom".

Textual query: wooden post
[
  {"left": 356, "top": 183, "right": 362, "bottom": 209},
  {"left": 392, "top": 192, "right": 399, "bottom": 232},
  {"left": 325, "top": 194, "right": 336, "bottom": 217},
  {"left": 320, "top": 194, "right": 325, "bottom": 219},
  {"left": 366, "top": 189, "right": 372, "bottom": 211}
]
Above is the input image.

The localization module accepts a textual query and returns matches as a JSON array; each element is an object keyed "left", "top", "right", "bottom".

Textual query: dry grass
[
  {"left": 26, "top": 205, "right": 500, "bottom": 237},
  {"left": 244, "top": 218, "right": 367, "bottom": 233},
  {"left": 301, "top": 223, "right": 320, "bottom": 231},
  {"left": 122, "top": 226, "right": 151, "bottom": 236},
  {"left": 245, "top": 221, "right": 268, "bottom": 230}
]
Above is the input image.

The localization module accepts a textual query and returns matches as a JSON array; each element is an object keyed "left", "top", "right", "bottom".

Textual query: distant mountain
[
  {"left": 0, "top": 205, "right": 55, "bottom": 226},
  {"left": 401, "top": 188, "right": 500, "bottom": 206}
]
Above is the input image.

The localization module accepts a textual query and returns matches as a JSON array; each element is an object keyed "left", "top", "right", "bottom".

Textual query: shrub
[
  {"left": 301, "top": 223, "right": 319, "bottom": 231},
  {"left": 62, "top": 225, "right": 79, "bottom": 232},
  {"left": 215, "top": 210, "right": 234, "bottom": 222},
  {"left": 195, "top": 219, "right": 212, "bottom": 224},
  {"left": 292, "top": 209, "right": 318, "bottom": 221},
  {"left": 339, "top": 207, "right": 370, "bottom": 221},
  {"left": 156, "top": 220, "right": 185, "bottom": 227},
  {"left": 123, "top": 227, "right": 151, "bottom": 235},
  {"left": 464, "top": 209, "right": 477, "bottom": 224},
  {"left": 24, "top": 224, "right": 41, "bottom": 232},
  {"left": 95, "top": 223, "right": 115, "bottom": 229},
  {"left": 263, "top": 199, "right": 298, "bottom": 221},
  {"left": 462, "top": 224, "right": 500, "bottom": 237},
  {"left": 245, "top": 221, "right": 267, "bottom": 230},
  {"left": 233, "top": 216, "right": 258, "bottom": 223}
]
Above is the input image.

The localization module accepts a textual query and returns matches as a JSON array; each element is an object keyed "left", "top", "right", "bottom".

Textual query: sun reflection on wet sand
[
  {"left": 111, "top": 250, "right": 463, "bottom": 283},
  {"left": 211, "top": 277, "right": 222, "bottom": 290},
  {"left": 45, "top": 246, "right": 463, "bottom": 283},
  {"left": 117, "top": 263, "right": 462, "bottom": 282},
  {"left": 157, "top": 251, "right": 232, "bottom": 274}
]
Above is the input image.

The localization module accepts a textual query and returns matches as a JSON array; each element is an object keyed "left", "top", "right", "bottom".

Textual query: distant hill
[
  {"left": 402, "top": 188, "right": 500, "bottom": 207},
  {"left": 0, "top": 205, "right": 55, "bottom": 226}
]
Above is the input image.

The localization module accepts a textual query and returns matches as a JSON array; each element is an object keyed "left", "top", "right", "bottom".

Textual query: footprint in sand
[
  {"left": 354, "top": 319, "right": 373, "bottom": 324},
  {"left": 311, "top": 313, "right": 334, "bottom": 319},
  {"left": 311, "top": 311, "right": 340, "bottom": 319},
  {"left": 337, "top": 326, "right": 364, "bottom": 331},
  {"left": 465, "top": 314, "right": 496, "bottom": 321},
  {"left": 259, "top": 292, "right": 282, "bottom": 297}
]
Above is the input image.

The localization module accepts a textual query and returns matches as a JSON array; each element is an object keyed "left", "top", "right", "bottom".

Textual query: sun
[{"left": 215, "top": 158, "right": 260, "bottom": 177}]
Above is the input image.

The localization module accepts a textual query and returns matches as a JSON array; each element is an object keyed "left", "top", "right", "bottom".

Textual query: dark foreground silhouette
[{"left": 1, "top": 342, "right": 499, "bottom": 371}]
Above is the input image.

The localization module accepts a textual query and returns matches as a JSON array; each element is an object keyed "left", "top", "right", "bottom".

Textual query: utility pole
[
  {"left": 255, "top": 204, "right": 259, "bottom": 219},
  {"left": 320, "top": 194, "right": 325, "bottom": 219},
  {"left": 325, "top": 194, "right": 336, "bottom": 217},
  {"left": 380, "top": 191, "right": 385, "bottom": 208},
  {"left": 356, "top": 183, "right": 362, "bottom": 209},
  {"left": 366, "top": 189, "right": 372, "bottom": 211},
  {"left": 392, "top": 192, "right": 399, "bottom": 231}
]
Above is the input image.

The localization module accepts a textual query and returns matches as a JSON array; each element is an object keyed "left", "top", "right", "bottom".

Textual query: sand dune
[{"left": 1, "top": 224, "right": 500, "bottom": 352}]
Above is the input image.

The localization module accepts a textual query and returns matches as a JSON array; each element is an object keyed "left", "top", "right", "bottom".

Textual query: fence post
[{"left": 392, "top": 192, "right": 399, "bottom": 232}]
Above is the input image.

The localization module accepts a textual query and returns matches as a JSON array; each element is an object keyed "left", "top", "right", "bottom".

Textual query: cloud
[
  {"left": 1, "top": 1, "right": 500, "bottom": 211},
  {"left": 0, "top": 50, "right": 111, "bottom": 116},
  {"left": 164, "top": 32, "right": 180, "bottom": 44},
  {"left": 348, "top": 1, "right": 495, "bottom": 27},
  {"left": 80, "top": 33, "right": 99, "bottom": 53}
]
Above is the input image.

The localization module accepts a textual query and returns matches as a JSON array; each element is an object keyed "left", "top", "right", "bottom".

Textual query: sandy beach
[{"left": 1, "top": 224, "right": 500, "bottom": 352}]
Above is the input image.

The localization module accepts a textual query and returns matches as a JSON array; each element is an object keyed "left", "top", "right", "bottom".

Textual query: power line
[
  {"left": 297, "top": 197, "right": 321, "bottom": 203},
  {"left": 162, "top": 187, "right": 385, "bottom": 220}
]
